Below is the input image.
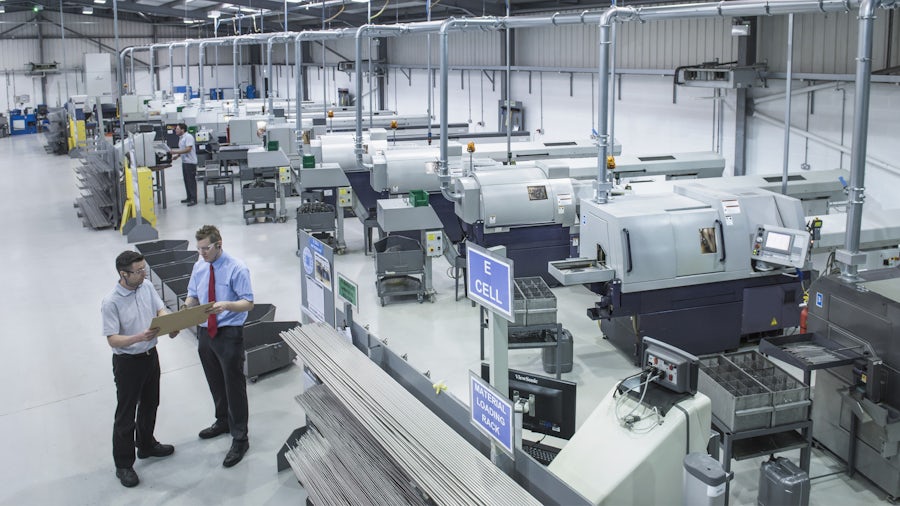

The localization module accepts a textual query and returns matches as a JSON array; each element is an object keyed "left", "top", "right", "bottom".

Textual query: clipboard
[{"left": 150, "top": 303, "right": 215, "bottom": 335}]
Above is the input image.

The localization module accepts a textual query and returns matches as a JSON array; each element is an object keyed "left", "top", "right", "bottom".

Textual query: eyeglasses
[
  {"left": 198, "top": 243, "right": 219, "bottom": 253},
  {"left": 125, "top": 267, "right": 148, "bottom": 275}
]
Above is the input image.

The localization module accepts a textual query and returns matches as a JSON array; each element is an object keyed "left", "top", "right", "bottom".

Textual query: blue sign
[
  {"left": 469, "top": 372, "right": 514, "bottom": 456},
  {"left": 308, "top": 236, "right": 324, "bottom": 255},
  {"left": 815, "top": 292, "right": 823, "bottom": 308},
  {"left": 466, "top": 243, "right": 514, "bottom": 322}
]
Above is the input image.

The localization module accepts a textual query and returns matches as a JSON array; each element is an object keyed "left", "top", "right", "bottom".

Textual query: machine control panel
[
  {"left": 425, "top": 230, "right": 443, "bottom": 257},
  {"left": 643, "top": 337, "right": 699, "bottom": 394},
  {"left": 337, "top": 186, "right": 353, "bottom": 208},
  {"left": 750, "top": 224, "right": 809, "bottom": 269}
]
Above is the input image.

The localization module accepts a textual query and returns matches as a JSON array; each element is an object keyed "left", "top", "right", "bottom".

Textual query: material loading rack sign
[
  {"left": 466, "top": 243, "right": 515, "bottom": 322},
  {"left": 469, "top": 371, "right": 515, "bottom": 456}
]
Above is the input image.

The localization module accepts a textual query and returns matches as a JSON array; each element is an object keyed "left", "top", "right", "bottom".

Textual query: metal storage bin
[
  {"left": 134, "top": 239, "right": 189, "bottom": 256},
  {"left": 699, "top": 351, "right": 810, "bottom": 432},
  {"left": 699, "top": 355, "right": 773, "bottom": 432},
  {"left": 296, "top": 202, "right": 336, "bottom": 233},
  {"left": 516, "top": 277, "right": 557, "bottom": 326},
  {"left": 726, "top": 351, "right": 810, "bottom": 426},
  {"left": 511, "top": 277, "right": 557, "bottom": 327},
  {"left": 374, "top": 236, "right": 424, "bottom": 276}
]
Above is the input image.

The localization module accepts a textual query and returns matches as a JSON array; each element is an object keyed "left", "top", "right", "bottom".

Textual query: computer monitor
[{"left": 480, "top": 363, "right": 577, "bottom": 440}]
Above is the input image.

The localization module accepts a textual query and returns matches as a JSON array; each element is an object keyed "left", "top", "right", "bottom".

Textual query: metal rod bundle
[
  {"left": 288, "top": 385, "right": 428, "bottom": 505},
  {"left": 281, "top": 323, "right": 541, "bottom": 506}
]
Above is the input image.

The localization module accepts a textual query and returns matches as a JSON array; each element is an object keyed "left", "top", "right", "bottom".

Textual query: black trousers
[
  {"left": 197, "top": 325, "right": 249, "bottom": 441},
  {"left": 182, "top": 162, "right": 197, "bottom": 202},
  {"left": 112, "top": 348, "right": 160, "bottom": 469}
]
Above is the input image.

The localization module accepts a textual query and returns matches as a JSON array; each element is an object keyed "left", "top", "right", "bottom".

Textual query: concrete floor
[{"left": 0, "top": 133, "right": 888, "bottom": 505}]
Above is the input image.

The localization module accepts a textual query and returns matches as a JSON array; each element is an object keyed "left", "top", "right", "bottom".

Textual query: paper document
[{"left": 150, "top": 303, "right": 215, "bottom": 335}]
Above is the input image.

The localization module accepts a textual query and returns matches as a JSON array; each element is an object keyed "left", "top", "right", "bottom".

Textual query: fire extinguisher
[{"left": 799, "top": 306, "right": 808, "bottom": 334}]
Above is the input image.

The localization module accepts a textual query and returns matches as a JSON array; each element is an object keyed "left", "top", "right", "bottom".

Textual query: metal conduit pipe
[
  {"left": 782, "top": 14, "right": 796, "bottom": 195},
  {"left": 118, "top": 47, "right": 133, "bottom": 96},
  {"left": 439, "top": 18, "right": 503, "bottom": 202},
  {"left": 293, "top": 29, "right": 354, "bottom": 158},
  {"left": 354, "top": 24, "right": 412, "bottom": 168},
  {"left": 840, "top": 0, "right": 899, "bottom": 279},
  {"left": 437, "top": 13, "right": 619, "bottom": 201},
  {"left": 148, "top": 43, "right": 168, "bottom": 96},
  {"left": 267, "top": 33, "right": 298, "bottom": 116}
]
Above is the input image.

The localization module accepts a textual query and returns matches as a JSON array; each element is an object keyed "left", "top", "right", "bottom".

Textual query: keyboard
[{"left": 522, "top": 441, "right": 561, "bottom": 466}]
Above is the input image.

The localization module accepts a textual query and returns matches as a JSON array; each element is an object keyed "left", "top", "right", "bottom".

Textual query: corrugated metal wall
[
  {"left": 759, "top": 10, "right": 898, "bottom": 74},
  {"left": 0, "top": 9, "right": 897, "bottom": 73},
  {"left": 388, "top": 31, "right": 502, "bottom": 66}
]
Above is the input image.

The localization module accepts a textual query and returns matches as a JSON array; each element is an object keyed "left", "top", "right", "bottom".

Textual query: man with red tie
[{"left": 184, "top": 225, "right": 254, "bottom": 468}]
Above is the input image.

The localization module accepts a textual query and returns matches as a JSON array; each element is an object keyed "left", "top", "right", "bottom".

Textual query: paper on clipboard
[{"left": 150, "top": 303, "right": 215, "bottom": 335}]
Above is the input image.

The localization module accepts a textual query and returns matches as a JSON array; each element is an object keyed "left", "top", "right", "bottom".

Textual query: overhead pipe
[
  {"left": 148, "top": 43, "right": 168, "bottom": 96},
  {"left": 354, "top": 24, "right": 412, "bottom": 168},
  {"left": 839, "top": 0, "right": 899, "bottom": 279},
  {"left": 782, "top": 14, "right": 796, "bottom": 195},
  {"left": 198, "top": 40, "right": 233, "bottom": 107},
  {"left": 294, "top": 29, "right": 353, "bottom": 158},
  {"left": 118, "top": 47, "right": 134, "bottom": 96},
  {"left": 267, "top": 33, "right": 298, "bottom": 115}
]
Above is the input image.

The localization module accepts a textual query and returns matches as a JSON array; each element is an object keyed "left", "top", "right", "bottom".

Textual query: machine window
[
  {"left": 699, "top": 227, "right": 718, "bottom": 254},
  {"left": 527, "top": 185, "right": 548, "bottom": 200}
]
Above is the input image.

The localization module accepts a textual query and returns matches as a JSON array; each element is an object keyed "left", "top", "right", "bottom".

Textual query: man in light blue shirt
[
  {"left": 184, "top": 224, "right": 254, "bottom": 468},
  {"left": 101, "top": 250, "right": 178, "bottom": 488}
]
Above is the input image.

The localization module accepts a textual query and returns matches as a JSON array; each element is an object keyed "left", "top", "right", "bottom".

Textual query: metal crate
[
  {"left": 296, "top": 203, "right": 335, "bottom": 233},
  {"left": 516, "top": 277, "right": 557, "bottom": 326},
  {"left": 699, "top": 355, "right": 773, "bottom": 432},
  {"left": 374, "top": 235, "right": 424, "bottom": 276},
  {"left": 725, "top": 351, "right": 810, "bottom": 426}
]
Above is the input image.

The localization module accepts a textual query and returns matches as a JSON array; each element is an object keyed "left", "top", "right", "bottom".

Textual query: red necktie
[{"left": 207, "top": 263, "right": 217, "bottom": 338}]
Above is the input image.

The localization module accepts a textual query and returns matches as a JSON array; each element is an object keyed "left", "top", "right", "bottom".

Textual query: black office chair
[{"left": 203, "top": 160, "right": 235, "bottom": 204}]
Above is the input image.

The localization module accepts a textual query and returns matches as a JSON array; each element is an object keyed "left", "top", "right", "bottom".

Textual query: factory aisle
[{"left": 0, "top": 133, "right": 885, "bottom": 505}]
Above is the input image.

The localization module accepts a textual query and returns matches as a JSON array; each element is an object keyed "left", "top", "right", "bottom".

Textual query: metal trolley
[{"left": 373, "top": 235, "right": 427, "bottom": 306}]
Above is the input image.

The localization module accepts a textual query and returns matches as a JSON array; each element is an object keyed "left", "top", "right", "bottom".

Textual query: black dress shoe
[
  {"left": 137, "top": 442, "right": 175, "bottom": 459},
  {"left": 180, "top": 198, "right": 191, "bottom": 203},
  {"left": 223, "top": 440, "right": 249, "bottom": 468},
  {"left": 186, "top": 200, "right": 197, "bottom": 207},
  {"left": 198, "top": 422, "right": 230, "bottom": 439},
  {"left": 115, "top": 467, "right": 139, "bottom": 488}
]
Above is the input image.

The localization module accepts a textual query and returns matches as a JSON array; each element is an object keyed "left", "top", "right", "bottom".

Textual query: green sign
[{"left": 336, "top": 272, "right": 358, "bottom": 309}]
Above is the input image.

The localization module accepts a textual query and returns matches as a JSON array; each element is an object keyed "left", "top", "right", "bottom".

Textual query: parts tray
[{"left": 759, "top": 333, "right": 868, "bottom": 373}]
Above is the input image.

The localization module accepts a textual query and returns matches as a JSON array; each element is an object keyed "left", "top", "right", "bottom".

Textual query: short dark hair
[
  {"left": 177, "top": 122, "right": 188, "bottom": 132},
  {"left": 196, "top": 224, "right": 222, "bottom": 244},
  {"left": 116, "top": 250, "right": 144, "bottom": 273}
]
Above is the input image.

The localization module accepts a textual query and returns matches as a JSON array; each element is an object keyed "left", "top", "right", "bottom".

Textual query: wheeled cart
[{"left": 373, "top": 235, "right": 428, "bottom": 306}]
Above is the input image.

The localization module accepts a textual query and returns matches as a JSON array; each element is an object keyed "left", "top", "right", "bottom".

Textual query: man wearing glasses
[
  {"left": 184, "top": 225, "right": 254, "bottom": 468},
  {"left": 101, "top": 250, "right": 179, "bottom": 488}
]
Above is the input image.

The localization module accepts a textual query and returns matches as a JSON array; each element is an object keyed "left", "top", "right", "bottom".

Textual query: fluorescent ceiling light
[
  {"left": 351, "top": 0, "right": 369, "bottom": 3},
  {"left": 207, "top": 9, "right": 220, "bottom": 18},
  {"left": 183, "top": 18, "right": 196, "bottom": 23},
  {"left": 94, "top": 0, "right": 106, "bottom": 4},
  {"left": 0, "top": 6, "right": 5, "bottom": 12},
  {"left": 82, "top": 6, "right": 93, "bottom": 14}
]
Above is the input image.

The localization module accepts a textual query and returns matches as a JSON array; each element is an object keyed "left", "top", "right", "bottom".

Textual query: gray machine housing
[
  {"left": 561, "top": 182, "right": 810, "bottom": 361},
  {"left": 576, "top": 183, "right": 807, "bottom": 293},
  {"left": 806, "top": 269, "right": 900, "bottom": 498},
  {"left": 453, "top": 166, "right": 577, "bottom": 229}
]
